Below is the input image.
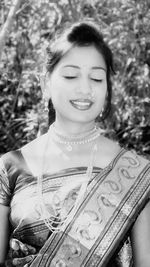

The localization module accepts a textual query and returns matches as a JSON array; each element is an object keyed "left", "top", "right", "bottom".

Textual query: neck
[
  {"left": 49, "top": 122, "right": 101, "bottom": 152},
  {"left": 53, "top": 119, "right": 97, "bottom": 136}
]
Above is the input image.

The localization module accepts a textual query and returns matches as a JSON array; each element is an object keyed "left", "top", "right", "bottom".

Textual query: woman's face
[{"left": 45, "top": 45, "right": 107, "bottom": 129}]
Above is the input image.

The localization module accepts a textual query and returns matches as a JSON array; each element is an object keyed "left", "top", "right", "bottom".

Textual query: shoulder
[
  {"left": 97, "top": 134, "right": 150, "bottom": 165},
  {"left": 1, "top": 133, "right": 49, "bottom": 178},
  {"left": 2, "top": 150, "right": 23, "bottom": 169},
  {"left": 96, "top": 134, "right": 121, "bottom": 168},
  {"left": 22, "top": 132, "right": 48, "bottom": 155},
  {"left": 1, "top": 149, "right": 31, "bottom": 193},
  {"left": 21, "top": 132, "right": 49, "bottom": 176},
  {"left": 98, "top": 135, "right": 120, "bottom": 154},
  {"left": 1, "top": 132, "right": 48, "bottom": 169}
]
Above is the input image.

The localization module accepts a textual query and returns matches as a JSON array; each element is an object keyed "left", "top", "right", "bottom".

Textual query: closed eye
[
  {"left": 91, "top": 78, "right": 103, "bottom": 82},
  {"left": 63, "top": 76, "right": 77, "bottom": 79}
]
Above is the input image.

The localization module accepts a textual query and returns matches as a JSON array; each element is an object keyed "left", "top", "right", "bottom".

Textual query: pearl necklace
[
  {"left": 49, "top": 123, "right": 101, "bottom": 151},
  {"left": 37, "top": 123, "right": 99, "bottom": 233},
  {"left": 37, "top": 140, "right": 98, "bottom": 233}
]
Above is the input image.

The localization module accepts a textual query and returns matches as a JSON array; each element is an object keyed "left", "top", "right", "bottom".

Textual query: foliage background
[{"left": 0, "top": 0, "right": 150, "bottom": 157}]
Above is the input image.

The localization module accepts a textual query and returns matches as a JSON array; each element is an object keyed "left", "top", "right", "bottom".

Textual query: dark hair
[{"left": 45, "top": 19, "right": 115, "bottom": 122}]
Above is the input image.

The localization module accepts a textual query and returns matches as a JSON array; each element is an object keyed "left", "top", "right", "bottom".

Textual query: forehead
[{"left": 56, "top": 45, "right": 106, "bottom": 70}]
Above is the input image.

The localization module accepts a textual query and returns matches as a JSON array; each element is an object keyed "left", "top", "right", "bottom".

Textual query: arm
[
  {"left": 0, "top": 204, "right": 10, "bottom": 264},
  {"left": 131, "top": 201, "right": 150, "bottom": 267}
]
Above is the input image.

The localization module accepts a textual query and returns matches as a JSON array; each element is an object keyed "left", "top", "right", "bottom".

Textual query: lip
[{"left": 70, "top": 99, "right": 93, "bottom": 110}]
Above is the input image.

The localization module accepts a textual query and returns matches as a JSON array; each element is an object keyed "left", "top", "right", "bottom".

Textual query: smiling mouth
[{"left": 70, "top": 99, "right": 93, "bottom": 110}]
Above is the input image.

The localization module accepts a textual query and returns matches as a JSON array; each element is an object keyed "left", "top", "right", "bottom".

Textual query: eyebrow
[
  {"left": 63, "top": 65, "right": 106, "bottom": 71},
  {"left": 63, "top": 65, "right": 80, "bottom": 69},
  {"left": 92, "top": 67, "right": 106, "bottom": 72}
]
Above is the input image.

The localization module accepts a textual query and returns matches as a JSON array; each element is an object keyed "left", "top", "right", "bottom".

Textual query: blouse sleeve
[{"left": 0, "top": 158, "right": 11, "bottom": 206}]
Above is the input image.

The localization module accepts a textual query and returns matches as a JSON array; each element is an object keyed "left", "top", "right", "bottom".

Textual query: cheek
[
  {"left": 50, "top": 84, "right": 67, "bottom": 108},
  {"left": 49, "top": 79, "right": 63, "bottom": 98},
  {"left": 95, "top": 83, "right": 107, "bottom": 99}
]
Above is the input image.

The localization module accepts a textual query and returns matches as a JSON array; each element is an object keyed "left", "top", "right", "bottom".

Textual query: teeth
[
  {"left": 72, "top": 99, "right": 92, "bottom": 104},
  {"left": 73, "top": 101, "right": 91, "bottom": 106},
  {"left": 70, "top": 100, "right": 93, "bottom": 110}
]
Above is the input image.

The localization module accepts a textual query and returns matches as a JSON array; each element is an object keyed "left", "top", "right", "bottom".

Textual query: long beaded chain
[{"left": 37, "top": 124, "right": 100, "bottom": 232}]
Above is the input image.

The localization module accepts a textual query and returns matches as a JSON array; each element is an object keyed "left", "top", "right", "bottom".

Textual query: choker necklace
[{"left": 49, "top": 123, "right": 101, "bottom": 151}]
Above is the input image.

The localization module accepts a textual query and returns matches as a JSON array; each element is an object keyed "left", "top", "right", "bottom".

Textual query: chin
[
  {"left": 68, "top": 117, "right": 96, "bottom": 125},
  {"left": 57, "top": 110, "right": 98, "bottom": 125}
]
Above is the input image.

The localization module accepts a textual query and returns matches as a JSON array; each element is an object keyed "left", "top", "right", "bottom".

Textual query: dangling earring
[
  {"left": 99, "top": 109, "right": 104, "bottom": 119},
  {"left": 99, "top": 112, "right": 103, "bottom": 119},
  {"left": 96, "top": 108, "right": 104, "bottom": 122},
  {"left": 44, "top": 99, "right": 49, "bottom": 112},
  {"left": 99, "top": 92, "right": 109, "bottom": 121}
]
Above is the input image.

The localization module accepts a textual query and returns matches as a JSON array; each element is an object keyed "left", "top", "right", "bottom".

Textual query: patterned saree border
[
  {"left": 30, "top": 159, "right": 114, "bottom": 267},
  {"left": 32, "top": 163, "right": 115, "bottom": 266},
  {"left": 30, "top": 149, "right": 150, "bottom": 267},
  {"left": 83, "top": 163, "right": 150, "bottom": 266},
  {"left": 30, "top": 149, "right": 126, "bottom": 266},
  {"left": 30, "top": 168, "right": 107, "bottom": 267}
]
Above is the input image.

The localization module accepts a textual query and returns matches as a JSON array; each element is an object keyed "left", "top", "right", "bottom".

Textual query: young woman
[{"left": 0, "top": 20, "right": 150, "bottom": 267}]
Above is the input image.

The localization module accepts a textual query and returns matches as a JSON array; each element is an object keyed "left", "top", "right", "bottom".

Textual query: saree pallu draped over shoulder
[{"left": 29, "top": 149, "right": 150, "bottom": 267}]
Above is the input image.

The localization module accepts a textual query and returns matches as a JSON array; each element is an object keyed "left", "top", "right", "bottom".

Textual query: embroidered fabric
[
  {"left": 1, "top": 148, "right": 150, "bottom": 266},
  {"left": 0, "top": 152, "right": 133, "bottom": 267}
]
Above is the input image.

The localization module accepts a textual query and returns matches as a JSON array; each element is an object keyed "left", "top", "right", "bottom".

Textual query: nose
[{"left": 76, "top": 77, "right": 92, "bottom": 96}]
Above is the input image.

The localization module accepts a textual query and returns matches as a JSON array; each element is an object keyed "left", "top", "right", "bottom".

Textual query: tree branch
[
  {"left": 0, "top": 0, "right": 22, "bottom": 60},
  {"left": 68, "top": 0, "right": 79, "bottom": 20}
]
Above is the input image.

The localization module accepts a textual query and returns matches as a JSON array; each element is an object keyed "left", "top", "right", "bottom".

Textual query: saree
[{"left": 1, "top": 147, "right": 150, "bottom": 267}]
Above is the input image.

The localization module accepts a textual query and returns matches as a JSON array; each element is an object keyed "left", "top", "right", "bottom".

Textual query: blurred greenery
[{"left": 0, "top": 0, "right": 150, "bottom": 157}]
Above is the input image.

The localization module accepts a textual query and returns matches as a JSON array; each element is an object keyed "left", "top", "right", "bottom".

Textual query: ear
[{"left": 40, "top": 72, "right": 51, "bottom": 100}]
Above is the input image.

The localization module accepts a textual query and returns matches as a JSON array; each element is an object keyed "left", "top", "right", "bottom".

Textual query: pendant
[{"left": 66, "top": 144, "right": 72, "bottom": 151}]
